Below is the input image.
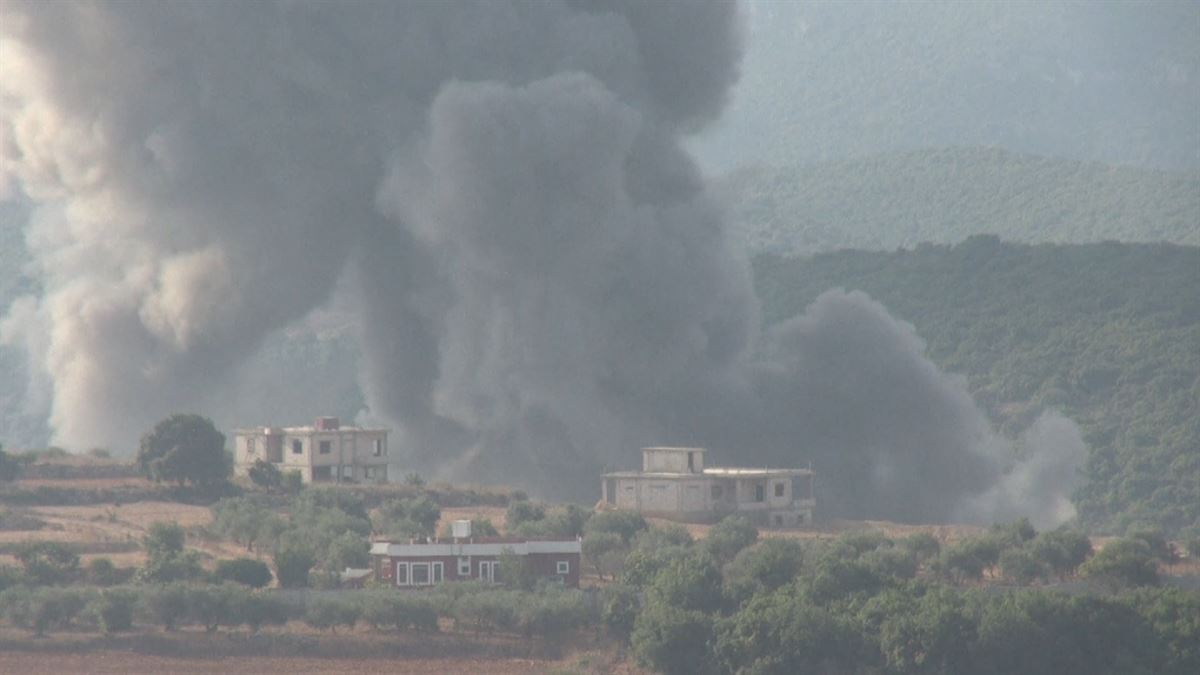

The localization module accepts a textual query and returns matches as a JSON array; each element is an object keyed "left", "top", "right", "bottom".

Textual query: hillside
[
  {"left": 693, "top": 0, "right": 1200, "bottom": 172},
  {"left": 754, "top": 237, "right": 1200, "bottom": 536},
  {"left": 717, "top": 147, "right": 1200, "bottom": 255}
]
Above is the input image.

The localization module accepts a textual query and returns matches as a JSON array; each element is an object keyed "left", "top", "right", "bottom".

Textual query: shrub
[
  {"left": 999, "top": 547, "right": 1048, "bottom": 585},
  {"left": 363, "top": 594, "right": 438, "bottom": 633},
  {"left": 505, "top": 500, "right": 546, "bottom": 531},
  {"left": 140, "top": 583, "right": 190, "bottom": 631},
  {"left": 274, "top": 547, "right": 315, "bottom": 588},
  {"left": 305, "top": 597, "right": 361, "bottom": 633},
  {"left": 238, "top": 592, "right": 291, "bottom": 632},
  {"left": 91, "top": 589, "right": 136, "bottom": 633},
  {"left": 1, "top": 586, "right": 92, "bottom": 636},
  {"left": 1080, "top": 538, "right": 1160, "bottom": 589},
  {"left": 632, "top": 601, "right": 715, "bottom": 675},
  {"left": 703, "top": 516, "right": 758, "bottom": 564},
  {"left": 585, "top": 510, "right": 649, "bottom": 544},
  {"left": 13, "top": 541, "right": 80, "bottom": 585},
  {"left": 86, "top": 557, "right": 134, "bottom": 586},
  {"left": 600, "top": 583, "right": 639, "bottom": 643},
  {"left": 214, "top": 558, "right": 273, "bottom": 588},
  {"left": 247, "top": 459, "right": 282, "bottom": 490}
]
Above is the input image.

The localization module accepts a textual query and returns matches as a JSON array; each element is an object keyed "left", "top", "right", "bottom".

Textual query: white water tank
[{"left": 451, "top": 519, "right": 472, "bottom": 539}]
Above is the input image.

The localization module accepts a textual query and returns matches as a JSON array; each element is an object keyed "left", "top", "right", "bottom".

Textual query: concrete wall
[{"left": 643, "top": 448, "right": 704, "bottom": 473}]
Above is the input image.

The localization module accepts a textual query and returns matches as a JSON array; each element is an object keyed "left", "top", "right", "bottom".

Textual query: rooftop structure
[
  {"left": 370, "top": 520, "right": 581, "bottom": 588},
  {"left": 602, "top": 447, "right": 815, "bottom": 528},
  {"left": 233, "top": 416, "right": 389, "bottom": 484}
]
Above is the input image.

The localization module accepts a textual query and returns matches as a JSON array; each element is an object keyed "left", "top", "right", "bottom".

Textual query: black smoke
[{"left": 0, "top": 1, "right": 1080, "bottom": 525}]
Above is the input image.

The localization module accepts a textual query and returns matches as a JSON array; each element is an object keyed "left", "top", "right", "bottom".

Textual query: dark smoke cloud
[{"left": 0, "top": 1, "right": 1080, "bottom": 526}]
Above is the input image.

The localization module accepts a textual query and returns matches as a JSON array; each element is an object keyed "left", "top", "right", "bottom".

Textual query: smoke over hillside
[{"left": 0, "top": 1, "right": 1080, "bottom": 525}]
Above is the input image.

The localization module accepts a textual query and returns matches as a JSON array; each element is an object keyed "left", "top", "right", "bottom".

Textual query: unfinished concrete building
[
  {"left": 601, "top": 447, "right": 815, "bottom": 527},
  {"left": 233, "top": 416, "right": 389, "bottom": 484}
]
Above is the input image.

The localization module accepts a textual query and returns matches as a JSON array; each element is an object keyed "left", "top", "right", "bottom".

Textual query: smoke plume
[{"left": 0, "top": 1, "right": 1080, "bottom": 526}]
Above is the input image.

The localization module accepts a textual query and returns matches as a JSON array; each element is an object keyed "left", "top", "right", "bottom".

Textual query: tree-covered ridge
[
  {"left": 719, "top": 147, "right": 1200, "bottom": 255},
  {"left": 753, "top": 238, "right": 1200, "bottom": 536}
]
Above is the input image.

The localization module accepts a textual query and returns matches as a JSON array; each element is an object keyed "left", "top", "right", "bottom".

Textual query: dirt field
[{"left": 0, "top": 651, "right": 641, "bottom": 674}]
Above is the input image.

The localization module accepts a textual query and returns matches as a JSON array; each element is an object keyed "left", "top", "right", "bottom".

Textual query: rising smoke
[{"left": 0, "top": 1, "right": 1081, "bottom": 525}]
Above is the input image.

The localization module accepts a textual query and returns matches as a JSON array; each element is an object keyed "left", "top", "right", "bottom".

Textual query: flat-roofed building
[
  {"left": 601, "top": 447, "right": 815, "bottom": 528},
  {"left": 233, "top": 416, "right": 389, "bottom": 484}
]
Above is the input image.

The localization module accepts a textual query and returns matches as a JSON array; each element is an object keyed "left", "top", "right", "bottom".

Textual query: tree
[
  {"left": 703, "top": 515, "right": 758, "bottom": 564},
  {"left": 505, "top": 500, "right": 546, "bottom": 531},
  {"left": 247, "top": 459, "right": 282, "bottom": 490},
  {"left": 1080, "top": 538, "right": 1160, "bottom": 590},
  {"left": 0, "top": 444, "right": 20, "bottom": 482},
  {"left": 1028, "top": 528, "right": 1092, "bottom": 579},
  {"left": 139, "top": 583, "right": 189, "bottom": 631},
  {"left": 583, "top": 531, "right": 626, "bottom": 581},
  {"left": 724, "top": 538, "right": 805, "bottom": 604},
  {"left": 585, "top": 510, "right": 648, "bottom": 544},
  {"left": 138, "top": 522, "right": 203, "bottom": 583},
  {"left": 214, "top": 558, "right": 273, "bottom": 588},
  {"left": 137, "top": 413, "right": 229, "bottom": 487},
  {"left": 13, "top": 541, "right": 80, "bottom": 585},
  {"left": 632, "top": 601, "right": 716, "bottom": 675},
  {"left": 274, "top": 547, "right": 315, "bottom": 589},
  {"left": 90, "top": 589, "right": 136, "bottom": 633}
]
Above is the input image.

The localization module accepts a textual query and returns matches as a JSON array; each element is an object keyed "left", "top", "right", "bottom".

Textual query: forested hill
[
  {"left": 719, "top": 147, "right": 1200, "bottom": 256},
  {"left": 754, "top": 237, "right": 1200, "bottom": 537}
]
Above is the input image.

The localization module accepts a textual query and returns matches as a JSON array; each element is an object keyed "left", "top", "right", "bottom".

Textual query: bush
[
  {"left": 248, "top": 460, "right": 282, "bottom": 490},
  {"left": 632, "top": 601, "right": 716, "bottom": 675},
  {"left": 305, "top": 596, "right": 361, "bottom": 633},
  {"left": 238, "top": 592, "right": 291, "bottom": 632},
  {"left": 505, "top": 501, "right": 546, "bottom": 531},
  {"left": 91, "top": 589, "right": 136, "bottom": 633},
  {"left": 363, "top": 594, "right": 439, "bottom": 633},
  {"left": 13, "top": 541, "right": 80, "bottom": 585},
  {"left": 585, "top": 510, "right": 648, "bottom": 544},
  {"left": 999, "top": 547, "right": 1048, "bottom": 585},
  {"left": 1, "top": 586, "right": 92, "bottom": 636},
  {"left": 140, "top": 583, "right": 190, "bottom": 631},
  {"left": 1080, "top": 538, "right": 1160, "bottom": 589},
  {"left": 214, "top": 558, "right": 273, "bottom": 588},
  {"left": 703, "top": 516, "right": 758, "bottom": 564},
  {"left": 274, "top": 547, "right": 315, "bottom": 589},
  {"left": 86, "top": 557, "right": 134, "bottom": 586}
]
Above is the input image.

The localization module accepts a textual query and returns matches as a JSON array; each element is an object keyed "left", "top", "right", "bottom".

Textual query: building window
[
  {"left": 291, "top": 439, "right": 302, "bottom": 454},
  {"left": 313, "top": 466, "right": 332, "bottom": 481},
  {"left": 556, "top": 560, "right": 570, "bottom": 575},
  {"left": 395, "top": 562, "right": 409, "bottom": 586},
  {"left": 319, "top": 440, "right": 332, "bottom": 454},
  {"left": 373, "top": 439, "right": 384, "bottom": 457},
  {"left": 432, "top": 562, "right": 443, "bottom": 584},
  {"left": 341, "top": 465, "right": 353, "bottom": 479},
  {"left": 774, "top": 482, "right": 785, "bottom": 498},
  {"left": 458, "top": 558, "right": 471, "bottom": 576},
  {"left": 411, "top": 563, "right": 430, "bottom": 585},
  {"left": 711, "top": 485, "right": 723, "bottom": 499},
  {"left": 755, "top": 484, "right": 765, "bottom": 502},
  {"left": 246, "top": 438, "right": 256, "bottom": 455},
  {"left": 479, "top": 560, "right": 498, "bottom": 583}
]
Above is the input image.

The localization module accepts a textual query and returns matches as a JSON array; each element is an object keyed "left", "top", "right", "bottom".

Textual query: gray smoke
[{"left": 0, "top": 0, "right": 1080, "bottom": 526}]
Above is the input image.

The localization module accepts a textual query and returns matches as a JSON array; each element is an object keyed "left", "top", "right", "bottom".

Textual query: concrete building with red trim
[{"left": 369, "top": 521, "right": 581, "bottom": 588}]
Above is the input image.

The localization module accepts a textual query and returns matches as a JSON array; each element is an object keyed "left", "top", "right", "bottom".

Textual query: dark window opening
[
  {"left": 319, "top": 440, "right": 332, "bottom": 454},
  {"left": 687, "top": 452, "right": 695, "bottom": 472},
  {"left": 291, "top": 439, "right": 302, "bottom": 454},
  {"left": 313, "top": 466, "right": 332, "bottom": 482},
  {"left": 755, "top": 484, "right": 765, "bottom": 502},
  {"left": 373, "top": 439, "right": 384, "bottom": 456},
  {"left": 774, "top": 482, "right": 785, "bottom": 498}
]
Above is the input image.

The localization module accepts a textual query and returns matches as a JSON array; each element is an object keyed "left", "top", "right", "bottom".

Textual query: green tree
[
  {"left": 214, "top": 558, "right": 273, "bottom": 588},
  {"left": 274, "top": 547, "right": 315, "bottom": 589},
  {"left": 703, "top": 515, "right": 758, "bottom": 564},
  {"left": 0, "top": 444, "right": 20, "bottom": 482},
  {"left": 13, "top": 541, "right": 79, "bottom": 585},
  {"left": 139, "top": 583, "right": 189, "bottom": 631},
  {"left": 724, "top": 538, "right": 804, "bottom": 604},
  {"left": 247, "top": 459, "right": 282, "bottom": 490},
  {"left": 137, "top": 413, "right": 229, "bottom": 487},
  {"left": 1080, "top": 538, "right": 1160, "bottom": 590},
  {"left": 90, "top": 589, "right": 136, "bottom": 633},
  {"left": 582, "top": 531, "right": 625, "bottom": 581},
  {"left": 631, "top": 601, "right": 716, "bottom": 675},
  {"left": 138, "top": 522, "right": 203, "bottom": 583},
  {"left": 584, "top": 509, "right": 649, "bottom": 544},
  {"left": 1028, "top": 528, "right": 1092, "bottom": 579}
]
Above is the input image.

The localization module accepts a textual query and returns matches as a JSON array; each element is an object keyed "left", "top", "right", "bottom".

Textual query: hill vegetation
[
  {"left": 754, "top": 238, "right": 1200, "bottom": 537},
  {"left": 717, "top": 147, "right": 1200, "bottom": 255}
]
